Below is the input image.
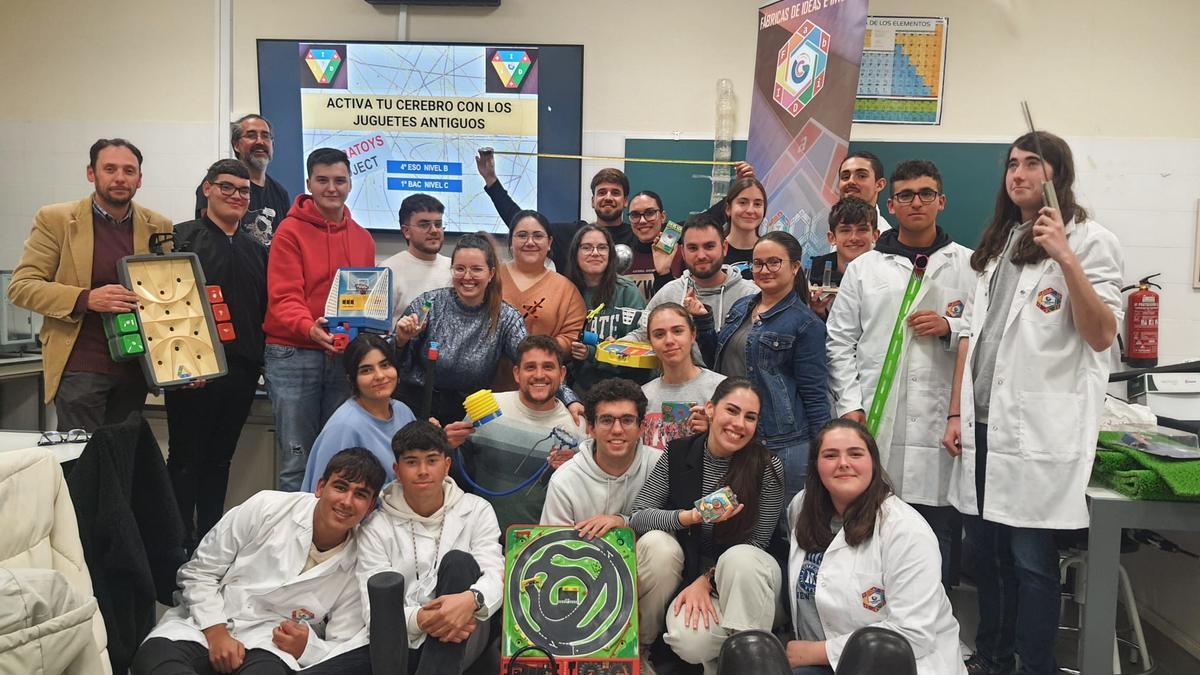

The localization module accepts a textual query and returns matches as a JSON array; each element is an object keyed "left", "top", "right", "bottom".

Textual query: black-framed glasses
[
  {"left": 513, "top": 231, "right": 548, "bottom": 243},
  {"left": 751, "top": 257, "right": 787, "bottom": 273},
  {"left": 242, "top": 130, "right": 273, "bottom": 142},
  {"left": 213, "top": 181, "right": 251, "bottom": 199},
  {"left": 579, "top": 244, "right": 610, "bottom": 254},
  {"left": 893, "top": 189, "right": 940, "bottom": 204},
  {"left": 629, "top": 208, "right": 661, "bottom": 222},
  {"left": 38, "top": 429, "right": 91, "bottom": 446},
  {"left": 595, "top": 414, "right": 639, "bottom": 429}
]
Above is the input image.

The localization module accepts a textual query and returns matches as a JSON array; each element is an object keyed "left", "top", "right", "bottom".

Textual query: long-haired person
[
  {"left": 564, "top": 224, "right": 649, "bottom": 393},
  {"left": 722, "top": 177, "right": 767, "bottom": 277},
  {"left": 495, "top": 209, "right": 586, "bottom": 391},
  {"left": 697, "top": 231, "right": 830, "bottom": 500},
  {"left": 786, "top": 420, "right": 965, "bottom": 674},
  {"left": 394, "top": 233, "right": 581, "bottom": 427},
  {"left": 640, "top": 303, "right": 723, "bottom": 451},
  {"left": 943, "top": 131, "right": 1122, "bottom": 675},
  {"left": 630, "top": 377, "right": 785, "bottom": 673},
  {"left": 301, "top": 335, "right": 416, "bottom": 491}
]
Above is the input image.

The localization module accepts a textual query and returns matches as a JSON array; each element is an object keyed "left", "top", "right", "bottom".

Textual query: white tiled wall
[
  {"left": 1071, "top": 137, "right": 1200, "bottom": 366},
  {"left": 0, "top": 120, "right": 217, "bottom": 270}
]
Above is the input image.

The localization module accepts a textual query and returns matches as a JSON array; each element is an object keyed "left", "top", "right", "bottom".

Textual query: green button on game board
[
  {"left": 119, "top": 333, "right": 145, "bottom": 356},
  {"left": 115, "top": 312, "right": 139, "bottom": 334}
]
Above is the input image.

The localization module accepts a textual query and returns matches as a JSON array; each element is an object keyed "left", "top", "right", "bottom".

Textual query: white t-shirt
[{"left": 381, "top": 249, "right": 452, "bottom": 317}]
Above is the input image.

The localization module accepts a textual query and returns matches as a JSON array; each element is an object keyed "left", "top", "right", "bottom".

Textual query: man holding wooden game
[{"left": 10, "top": 138, "right": 172, "bottom": 431}]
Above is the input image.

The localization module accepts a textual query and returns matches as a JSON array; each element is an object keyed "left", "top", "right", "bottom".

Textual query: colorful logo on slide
[
  {"left": 773, "top": 20, "right": 830, "bottom": 117},
  {"left": 299, "top": 44, "right": 348, "bottom": 88},
  {"left": 485, "top": 48, "right": 538, "bottom": 93},
  {"left": 491, "top": 50, "right": 532, "bottom": 89}
]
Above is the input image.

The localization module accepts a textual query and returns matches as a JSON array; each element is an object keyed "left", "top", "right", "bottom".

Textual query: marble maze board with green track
[{"left": 503, "top": 526, "right": 639, "bottom": 674}]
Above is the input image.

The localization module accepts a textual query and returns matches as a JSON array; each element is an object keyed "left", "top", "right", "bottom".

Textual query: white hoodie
[
  {"left": 540, "top": 439, "right": 662, "bottom": 526},
  {"left": 356, "top": 478, "right": 503, "bottom": 648}
]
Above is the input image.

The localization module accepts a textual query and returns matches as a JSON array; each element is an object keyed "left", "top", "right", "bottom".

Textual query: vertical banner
[{"left": 747, "top": 0, "right": 869, "bottom": 263}]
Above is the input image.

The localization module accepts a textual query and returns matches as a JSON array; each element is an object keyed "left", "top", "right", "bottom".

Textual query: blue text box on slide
[
  {"left": 387, "top": 177, "right": 464, "bottom": 192},
  {"left": 386, "top": 161, "right": 463, "bottom": 175}
]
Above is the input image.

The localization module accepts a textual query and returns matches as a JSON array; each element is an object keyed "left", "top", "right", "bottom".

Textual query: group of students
[{"left": 109, "top": 125, "right": 1120, "bottom": 675}]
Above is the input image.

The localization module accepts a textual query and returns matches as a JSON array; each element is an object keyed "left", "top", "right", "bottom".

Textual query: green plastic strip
[{"left": 866, "top": 259, "right": 927, "bottom": 435}]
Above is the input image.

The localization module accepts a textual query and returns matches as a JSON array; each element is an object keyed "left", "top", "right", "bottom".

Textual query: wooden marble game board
[{"left": 118, "top": 253, "right": 227, "bottom": 388}]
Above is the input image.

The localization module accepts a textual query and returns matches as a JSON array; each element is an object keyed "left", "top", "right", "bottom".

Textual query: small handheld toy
[
  {"left": 655, "top": 220, "right": 683, "bottom": 255},
  {"left": 464, "top": 389, "right": 503, "bottom": 427},
  {"left": 695, "top": 486, "right": 739, "bottom": 523},
  {"left": 421, "top": 340, "right": 439, "bottom": 419},
  {"left": 595, "top": 339, "right": 658, "bottom": 370},
  {"left": 322, "top": 267, "right": 393, "bottom": 352},
  {"left": 579, "top": 303, "right": 605, "bottom": 347},
  {"left": 811, "top": 259, "right": 839, "bottom": 298}
]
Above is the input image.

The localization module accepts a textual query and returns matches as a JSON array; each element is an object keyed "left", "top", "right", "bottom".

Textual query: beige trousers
[{"left": 637, "top": 531, "right": 782, "bottom": 674}]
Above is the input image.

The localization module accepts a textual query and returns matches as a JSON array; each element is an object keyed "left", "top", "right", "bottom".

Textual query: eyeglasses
[
  {"left": 452, "top": 265, "right": 490, "bottom": 278},
  {"left": 595, "top": 414, "right": 640, "bottom": 429},
  {"left": 213, "top": 181, "right": 251, "bottom": 199},
  {"left": 513, "top": 231, "right": 548, "bottom": 243},
  {"left": 408, "top": 220, "right": 444, "bottom": 231},
  {"left": 579, "top": 244, "right": 610, "bottom": 254},
  {"left": 242, "top": 131, "right": 273, "bottom": 142},
  {"left": 38, "top": 429, "right": 91, "bottom": 446},
  {"left": 629, "top": 208, "right": 661, "bottom": 222},
  {"left": 751, "top": 257, "right": 788, "bottom": 273},
  {"left": 893, "top": 189, "right": 941, "bottom": 204}
]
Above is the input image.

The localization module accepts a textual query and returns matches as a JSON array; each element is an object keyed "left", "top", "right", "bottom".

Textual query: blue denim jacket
[{"left": 698, "top": 291, "right": 831, "bottom": 447}]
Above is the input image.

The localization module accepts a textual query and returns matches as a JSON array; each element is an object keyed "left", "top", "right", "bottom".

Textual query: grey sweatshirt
[
  {"left": 622, "top": 265, "right": 758, "bottom": 365},
  {"left": 539, "top": 439, "right": 662, "bottom": 526}
]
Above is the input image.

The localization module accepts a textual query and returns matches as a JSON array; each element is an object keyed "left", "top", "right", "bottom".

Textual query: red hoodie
[{"left": 264, "top": 194, "right": 376, "bottom": 348}]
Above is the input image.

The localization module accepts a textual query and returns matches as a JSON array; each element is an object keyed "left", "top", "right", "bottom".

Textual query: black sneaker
[{"left": 964, "top": 654, "right": 1012, "bottom": 675}]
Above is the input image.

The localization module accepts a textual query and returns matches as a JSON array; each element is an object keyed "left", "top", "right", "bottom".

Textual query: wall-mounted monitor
[{"left": 257, "top": 40, "right": 583, "bottom": 234}]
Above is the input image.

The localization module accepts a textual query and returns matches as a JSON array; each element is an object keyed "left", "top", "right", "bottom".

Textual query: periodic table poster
[{"left": 854, "top": 16, "right": 948, "bottom": 125}]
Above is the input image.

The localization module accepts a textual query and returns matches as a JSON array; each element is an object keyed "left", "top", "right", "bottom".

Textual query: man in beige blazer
[{"left": 9, "top": 138, "right": 171, "bottom": 431}]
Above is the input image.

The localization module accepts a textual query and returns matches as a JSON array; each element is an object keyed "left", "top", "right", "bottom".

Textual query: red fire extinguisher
[{"left": 1121, "top": 273, "right": 1161, "bottom": 368}]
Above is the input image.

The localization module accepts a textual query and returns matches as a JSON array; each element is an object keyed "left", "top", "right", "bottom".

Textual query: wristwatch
[{"left": 470, "top": 589, "right": 485, "bottom": 611}]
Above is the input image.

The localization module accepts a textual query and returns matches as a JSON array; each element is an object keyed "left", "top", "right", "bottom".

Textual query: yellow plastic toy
[
  {"left": 595, "top": 339, "right": 659, "bottom": 370},
  {"left": 464, "top": 389, "right": 503, "bottom": 427}
]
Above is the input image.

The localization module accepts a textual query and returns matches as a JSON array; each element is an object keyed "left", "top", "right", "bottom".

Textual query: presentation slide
[{"left": 299, "top": 43, "right": 537, "bottom": 233}]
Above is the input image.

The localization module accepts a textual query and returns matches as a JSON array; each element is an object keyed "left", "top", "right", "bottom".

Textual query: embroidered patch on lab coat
[
  {"left": 945, "top": 300, "right": 965, "bottom": 318},
  {"left": 291, "top": 608, "right": 316, "bottom": 624},
  {"left": 861, "top": 586, "right": 886, "bottom": 613},
  {"left": 1036, "top": 287, "right": 1063, "bottom": 314}
]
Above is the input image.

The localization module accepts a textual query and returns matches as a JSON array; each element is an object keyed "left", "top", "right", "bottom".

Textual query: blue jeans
[
  {"left": 773, "top": 441, "right": 810, "bottom": 504},
  {"left": 264, "top": 344, "right": 349, "bottom": 491},
  {"left": 967, "top": 426, "right": 1061, "bottom": 675}
]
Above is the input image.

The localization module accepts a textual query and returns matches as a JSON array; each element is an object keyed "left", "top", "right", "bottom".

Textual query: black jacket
[
  {"left": 173, "top": 217, "right": 268, "bottom": 369},
  {"left": 65, "top": 415, "right": 187, "bottom": 675}
]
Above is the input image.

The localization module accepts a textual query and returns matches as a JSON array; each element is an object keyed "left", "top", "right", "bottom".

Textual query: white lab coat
[
  {"left": 145, "top": 491, "right": 368, "bottom": 669},
  {"left": 826, "top": 244, "right": 976, "bottom": 506},
  {"left": 786, "top": 493, "right": 966, "bottom": 674},
  {"left": 948, "top": 218, "right": 1123, "bottom": 529},
  {"left": 356, "top": 479, "right": 504, "bottom": 649}
]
